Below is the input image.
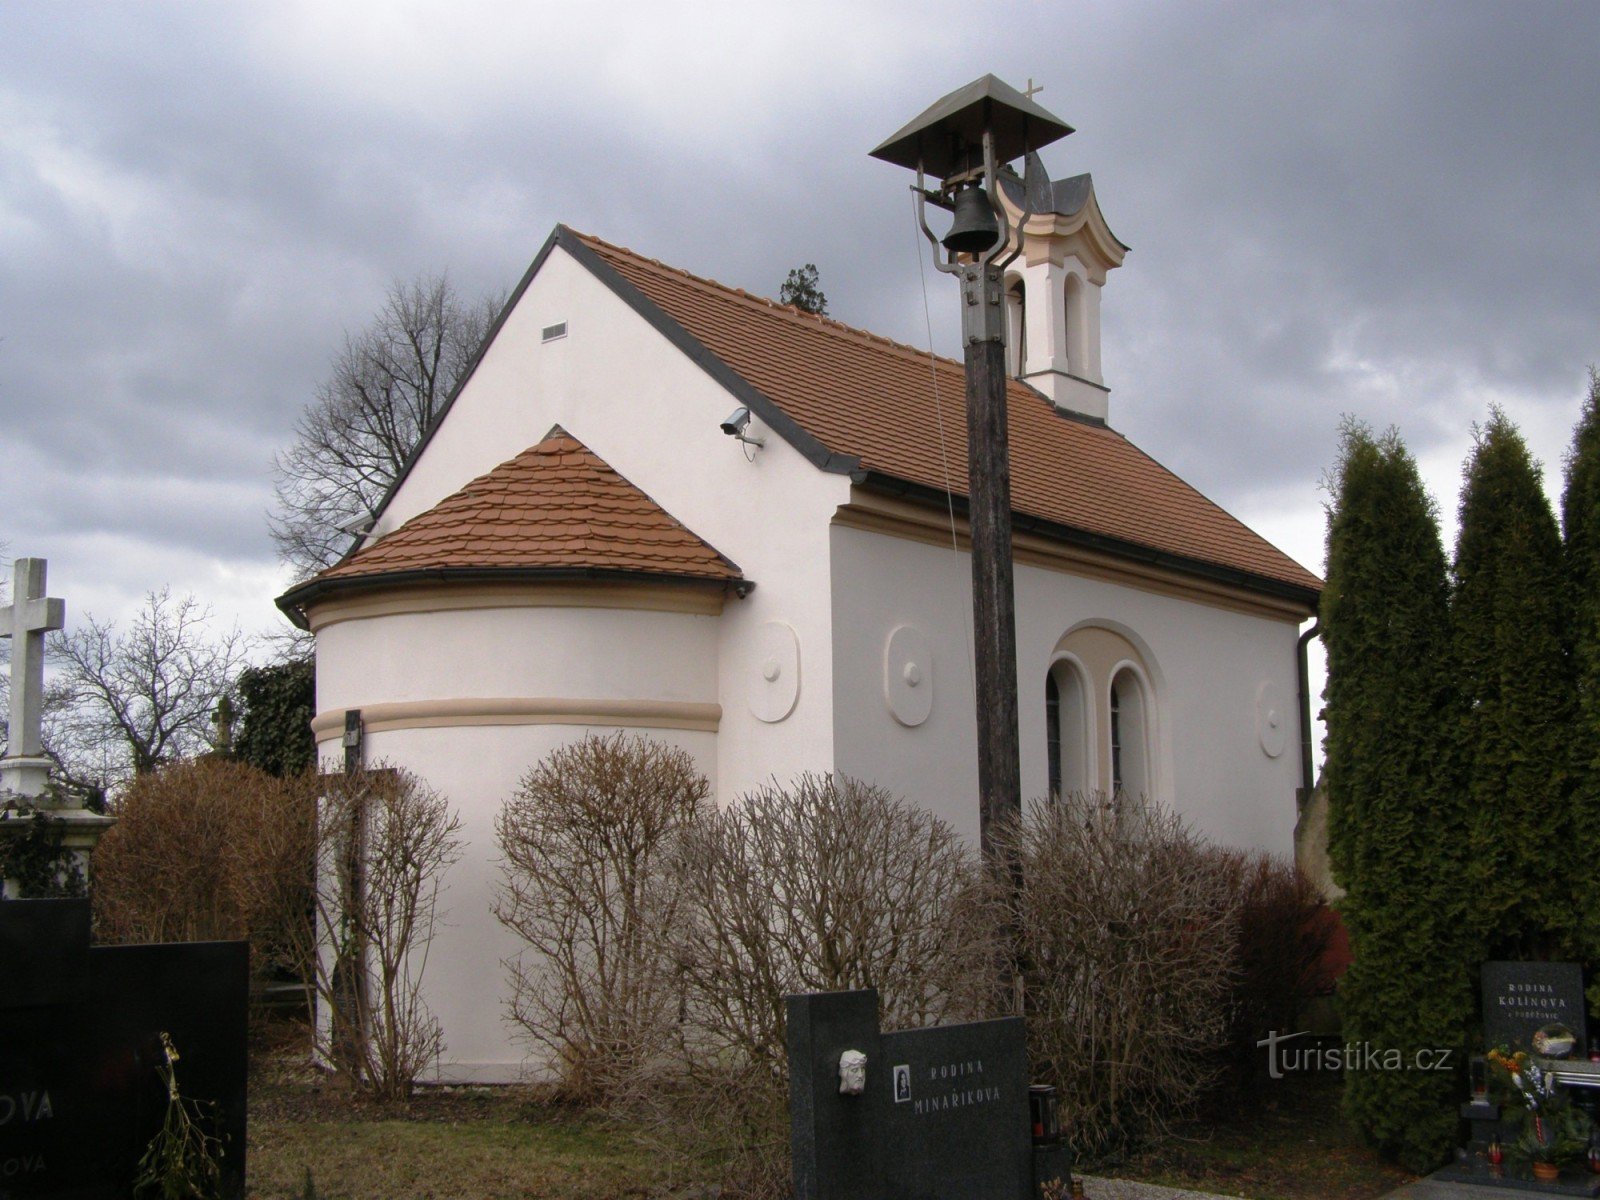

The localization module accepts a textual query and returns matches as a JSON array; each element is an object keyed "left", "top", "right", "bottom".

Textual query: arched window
[
  {"left": 1109, "top": 667, "right": 1149, "bottom": 803},
  {"left": 1063, "top": 272, "right": 1085, "bottom": 376},
  {"left": 1046, "top": 625, "right": 1162, "bottom": 805},
  {"left": 1005, "top": 279, "right": 1026, "bottom": 377},
  {"left": 1046, "top": 659, "right": 1090, "bottom": 798}
]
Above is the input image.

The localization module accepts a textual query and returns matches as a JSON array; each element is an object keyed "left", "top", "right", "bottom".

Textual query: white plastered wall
[
  {"left": 313, "top": 602, "right": 720, "bottom": 1080},
  {"left": 310, "top": 241, "right": 853, "bottom": 1078},
  {"left": 316, "top": 720, "right": 718, "bottom": 1081},
  {"left": 370, "top": 243, "right": 851, "bottom": 799},
  {"left": 829, "top": 523, "right": 1306, "bottom": 856}
]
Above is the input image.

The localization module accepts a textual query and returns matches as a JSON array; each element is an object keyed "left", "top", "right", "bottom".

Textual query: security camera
[{"left": 720, "top": 406, "right": 765, "bottom": 450}]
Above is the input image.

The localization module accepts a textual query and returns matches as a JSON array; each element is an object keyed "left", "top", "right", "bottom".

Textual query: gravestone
[
  {"left": 0, "top": 558, "right": 115, "bottom": 897},
  {"left": 0, "top": 898, "right": 248, "bottom": 1198},
  {"left": 788, "top": 989, "right": 1055, "bottom": 1200},
  {"left": 1482, "top": 962, "right": 1588, "bottom": 1054},
  {"left": 1435, "top": 963, "right": 1600, "bottom": 1194},
  {"left": 0, "top": 559, "right": 66, "bottom": 792}
]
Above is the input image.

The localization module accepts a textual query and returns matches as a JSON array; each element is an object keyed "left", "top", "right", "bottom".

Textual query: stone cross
[{"left": 1, "top": 558, "right": 65, "bottom": 787}]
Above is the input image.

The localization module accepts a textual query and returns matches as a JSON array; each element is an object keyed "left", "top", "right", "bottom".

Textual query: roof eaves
[
  {"left": 855, "top": 470, "right": 1321, "bottom": 610},
  {"left": 558, "top": 228, "right": 865, "bottom": 481},
  {"left": 275, "top": 563, "right": 753, "bottom": 631}
]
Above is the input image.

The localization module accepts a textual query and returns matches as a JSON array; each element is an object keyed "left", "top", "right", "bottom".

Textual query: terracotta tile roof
[
  {"left": 570, "top": 228, "right": 1320, "bottom": 598},
  {"left": 314, "top": 427, "right": 742, "bottom": 587}
]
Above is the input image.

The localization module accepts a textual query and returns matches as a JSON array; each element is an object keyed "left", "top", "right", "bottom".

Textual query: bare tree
[
  {"left": 271, "top": 274, "right": 502, "bottom": 579},
  {"left": 48, "top": 589, "right": 248, "bottom": 789},
  {"left": 294, "top": 766, "right": 463, "bottom": 1101},
  {"left": 494, "top": 733, "right": 711, "bottom": 1102}
]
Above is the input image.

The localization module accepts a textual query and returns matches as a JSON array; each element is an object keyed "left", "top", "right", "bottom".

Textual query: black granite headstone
[
  {"left": 0, "top": 899, "right": 248, "bottom": 1199},
  {"left": 1482, "top": 961, "right": 1588, "bottom": 1054},
  {"left": 879, "top": 1017, "right": 1030, "bottom": 1200},
  {"left": 787, "top": 989, "right": 1033, "bottom": 1200},
  {"left": 788, "top": 990, "right": 881, "bottom": 1200}
]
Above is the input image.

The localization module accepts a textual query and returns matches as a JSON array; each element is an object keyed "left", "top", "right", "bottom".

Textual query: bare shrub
[
  {"left": 293, "top": 765, "right": 463, "bottom": 1101},
  {"left": 1218, "top": 852, "right": 1335, "bottom": 1078},
  {"left": 998, "top": 793, "right": 1241, "bottom": 1162},
  {"left": 92, "top": 758, "right": 313, "bottom": 983},
  {"left": 676, "top": 773, "right": 995, "bottom": 1059},
  {"left": 493, "top": 733, "right": 711, "bottom": 1102},
  {"left": 618, "top": 773, "right": 996, "bottom": 1198}
]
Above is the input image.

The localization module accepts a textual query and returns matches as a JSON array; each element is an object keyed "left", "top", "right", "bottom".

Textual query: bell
[{"left": 942, "top": 185, "right": 1000, "bottom": 254}]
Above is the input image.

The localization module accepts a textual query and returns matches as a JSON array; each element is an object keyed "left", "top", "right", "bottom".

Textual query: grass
[
  {"left": 1095, "top": 1072, "right": 1417, "bottom": 1200},
  {"left": 245, "top": 1023, "right": 696, "bottom": 1200},
  {"left": 249, "top": 1103, "right": 669, "bottom": 1199},
  {"left": 246, "top": 1025, "right": 1416, "bottom": 1200}
]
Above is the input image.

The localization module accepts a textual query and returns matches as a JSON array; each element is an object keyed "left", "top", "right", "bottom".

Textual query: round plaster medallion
[
  {"left": 884, "top": 625, "right": 933, "bottom": 727},
  {"left": 748, "top": 622, "right": 800, "bottom": 723},
  {"left": 1256, "top": 681, "right": 1287, "bottom": 758}
]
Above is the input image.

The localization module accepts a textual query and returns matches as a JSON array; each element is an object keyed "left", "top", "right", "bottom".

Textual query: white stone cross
[{"left": 2, "top": 558, "right": 65, "bottom": 763}]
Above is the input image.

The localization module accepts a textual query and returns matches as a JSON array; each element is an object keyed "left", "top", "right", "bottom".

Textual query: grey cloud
[{"left": 0, "top": 0, "right": 1595, "bottom": 630}]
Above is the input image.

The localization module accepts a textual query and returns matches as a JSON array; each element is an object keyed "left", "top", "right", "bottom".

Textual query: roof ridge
[
  {"left": 571, "top": 228, "right": 971, "bottom": 376},
  {"left": 573, "top": 228, "right": 1135, "bottom": 440}
]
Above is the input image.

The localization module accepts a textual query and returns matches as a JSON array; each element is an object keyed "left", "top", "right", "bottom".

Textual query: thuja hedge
[
  {"left": 1453, "top": 411, "right": 1573, "bottom": 960},
  {"left": 1563, "top": 373, "right": 1600, "bottom": 997},
  {"left": 1323, "top": 421, "right": 1470, "bottom": 1171},
  {"left": 1324, "top": 384, "right": 1600, "bottom": 1170}
]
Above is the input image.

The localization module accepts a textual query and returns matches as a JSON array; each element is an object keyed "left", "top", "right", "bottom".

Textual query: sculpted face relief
[{"left": 838, "top": 1050, "right": 868, "bottom": 1096}]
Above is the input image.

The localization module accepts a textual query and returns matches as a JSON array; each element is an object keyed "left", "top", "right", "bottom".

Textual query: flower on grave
[
  {"left": 159, "top": 1031, "right": 182, "bottom": 1101},
  {"left": 1488, "top": 1043, "right": 1595, "bottom": 1167}
]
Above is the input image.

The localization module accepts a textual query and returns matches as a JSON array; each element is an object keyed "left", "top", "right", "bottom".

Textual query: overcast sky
[{"left": 2, "top": 0, "right": 1596, "bottom": 667}]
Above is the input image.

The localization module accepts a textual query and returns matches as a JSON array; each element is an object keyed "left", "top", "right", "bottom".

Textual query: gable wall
[
  {"left": 310, "top": 245, "right": 858, "bottom": 1079},
  {"left": 350, "top": 242, "right": 853, "bottom": 802},
  {"left": 829, "top": 520, "right": 1305, "bottom": 855}
]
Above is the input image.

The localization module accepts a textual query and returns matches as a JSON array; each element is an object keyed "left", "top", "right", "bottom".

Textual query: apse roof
[{"left": 277, "top": 426, "right": 742, "bottom": 622}]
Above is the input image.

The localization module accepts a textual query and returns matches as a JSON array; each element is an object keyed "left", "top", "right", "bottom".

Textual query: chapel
[{"left": 277, "top": 172, "right": 1322, "bottom": 1080}]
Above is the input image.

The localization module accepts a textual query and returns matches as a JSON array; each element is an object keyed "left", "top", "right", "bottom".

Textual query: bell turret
[{"left": 997, "top": 155, "right": 1127, "bottom": 422}]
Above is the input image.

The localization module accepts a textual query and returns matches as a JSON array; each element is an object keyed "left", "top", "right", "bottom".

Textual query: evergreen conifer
[
  {"left": 1561, "top": 371, "right": 1600, "bottom": 977},
  {"left": 1452, "top": 410, "right": 1572, "bottom": 960},
  {"left": 1323, "top": 420, "right": 1468, "bottom": 1171},
  {"left": 234, "top": 658, "right": 317, "bottom": 778}
]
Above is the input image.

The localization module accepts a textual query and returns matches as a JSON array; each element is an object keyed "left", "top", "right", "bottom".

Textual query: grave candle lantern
[
  {"left": 1469, "top": 1056, "right": 1488, "bottom": 1101},
  {"left": 1028, "top": 1083, "right": 1060, "bottom": 1145}
]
